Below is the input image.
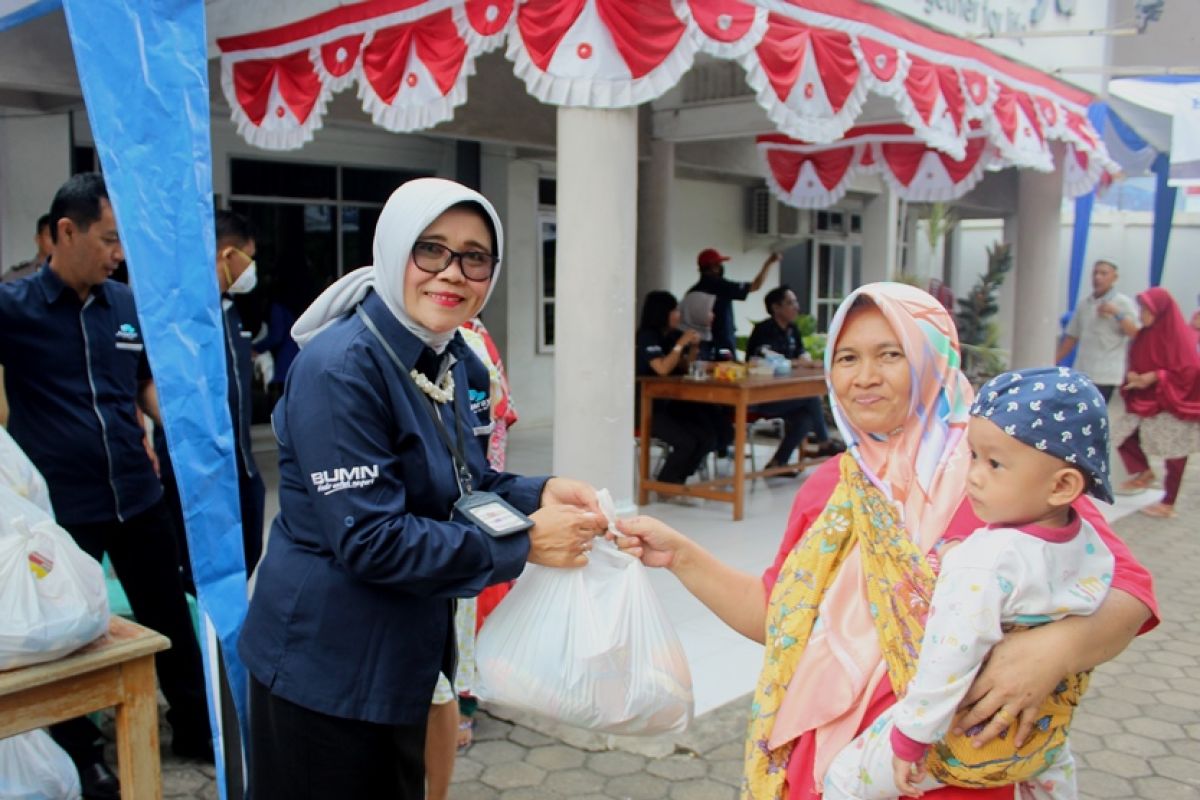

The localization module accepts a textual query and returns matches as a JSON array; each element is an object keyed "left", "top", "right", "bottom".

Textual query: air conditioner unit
[
  {"left": 745, "top": 187, "right": 805, "bottom": 239},
  {"left": 746, "top": 187, "right": 772, "bottom": 236}
]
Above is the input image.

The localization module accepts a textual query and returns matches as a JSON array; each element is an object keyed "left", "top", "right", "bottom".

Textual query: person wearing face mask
[
  {"left": 154, "top": 209, "right": 265, "bottom": 593},
  {"left": 240, "top": 178, "right": 603, "bottom": 799}
]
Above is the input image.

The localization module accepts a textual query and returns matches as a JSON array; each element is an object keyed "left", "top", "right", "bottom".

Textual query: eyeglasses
[{"left": 411, "top": 241, "right": 497, "bottom": 282}]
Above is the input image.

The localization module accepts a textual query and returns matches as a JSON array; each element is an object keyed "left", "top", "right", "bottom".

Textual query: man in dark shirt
[
  {"left": 0, "top": 174, "right": 211, "bottom": 799},
  {"left": 687, "top": 247, "right": 779, "bottom": 357},
  {"left": 156, "top": 210, "right": 265, "bottom": 591},
  {"left": 746, "top": 285, "right": 843, "bottom": 469}
]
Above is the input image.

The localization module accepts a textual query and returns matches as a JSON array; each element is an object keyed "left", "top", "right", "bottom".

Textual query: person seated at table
[
  {"left": 747, "top": 286, "right": 844, "bottom": 468},
  {"left": 679, "top": 291, "right": 732, "bottom": 362},
  {"left": 637, "top": 291, "right": 725, "bottom": 484}
]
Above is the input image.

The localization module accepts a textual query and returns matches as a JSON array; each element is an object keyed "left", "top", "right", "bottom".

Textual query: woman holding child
[{"left": 618, "top": 283, "right": 1158, "bottom": 799}]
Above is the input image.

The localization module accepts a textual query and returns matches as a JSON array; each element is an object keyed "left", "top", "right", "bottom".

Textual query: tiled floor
[{"left": 504, "top": 422, "right": 1163, "bottom": 716}]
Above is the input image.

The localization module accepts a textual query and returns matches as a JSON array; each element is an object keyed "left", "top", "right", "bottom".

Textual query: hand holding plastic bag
[
  {"left": 0, "top": 729, "right": 81, "bottom": 800},
  {"left": 475, "top": 491, "right": 693, "bottom": 735},
  {"left": 0, "top": 486, "right": 109, "bottom": 670}
]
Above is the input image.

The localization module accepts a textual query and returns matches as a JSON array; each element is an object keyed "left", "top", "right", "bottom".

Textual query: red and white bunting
[
  {"left": 758, "top": 125, "right": 998, "bottom": 208},
  {"left": 216, "top": 0, "right": 1113, "bottom": 197}
]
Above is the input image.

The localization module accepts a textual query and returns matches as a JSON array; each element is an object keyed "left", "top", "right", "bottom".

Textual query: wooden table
[
  {"left": 0, "top": 616, "right": 170, "bottom": 799},
  {"left": 638, "top": 371, "right": 828, "bottom": 520}
]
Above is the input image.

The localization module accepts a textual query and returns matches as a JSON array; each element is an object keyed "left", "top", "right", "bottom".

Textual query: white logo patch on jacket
[{"left": 311, "top": 464, "right": 380, "bottom": 495}]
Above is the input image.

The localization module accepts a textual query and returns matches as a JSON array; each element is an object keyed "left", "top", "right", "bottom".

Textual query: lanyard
[{"left": 355, "top": 306, "right": 474, "bottom": 497}]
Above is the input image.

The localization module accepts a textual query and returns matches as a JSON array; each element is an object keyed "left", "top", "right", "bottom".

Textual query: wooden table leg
[
  {"left": 115, "top": 655, "right": 162, "bottom": 800},
  {"left": 638, "top": 393, "right": 653, "bottom": 506},
  {"left": 733, "top": 396, "right": 747, "bottom": 521}
]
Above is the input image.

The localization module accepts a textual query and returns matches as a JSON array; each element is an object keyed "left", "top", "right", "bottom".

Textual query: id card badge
[{"left": 454, "top": 491, "right": 534, "bottom": 538}]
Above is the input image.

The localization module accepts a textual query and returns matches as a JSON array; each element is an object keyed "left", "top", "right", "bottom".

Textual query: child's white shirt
[{"left": 892, "top": 515, "right": 1115, "bottom": 750}]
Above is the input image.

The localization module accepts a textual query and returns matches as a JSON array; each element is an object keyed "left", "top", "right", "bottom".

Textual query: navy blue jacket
[
  {"left": 239, "top": 290, "right": 545, "bottom": 725},
  {"left": 0, "top": 268, "right": 160, "bottom": 525}
]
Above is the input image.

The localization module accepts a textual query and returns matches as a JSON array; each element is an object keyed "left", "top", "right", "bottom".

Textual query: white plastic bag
[
  {"left": 0, "top": 729, "right": 82, "bottom": 800},
  {"left": 0, "top": 427, "right": 54, "bottom": 516},
  {"left": 0, "top": 488, "right": 109, "bottom": 670},
  {"left": 475, "top": 534, "right": 693, "bottom": 735}
]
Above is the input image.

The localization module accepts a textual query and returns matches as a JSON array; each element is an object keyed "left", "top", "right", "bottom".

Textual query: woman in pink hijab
[{"left": 618, "top": 283, "right": 1158, "bottom": 800}]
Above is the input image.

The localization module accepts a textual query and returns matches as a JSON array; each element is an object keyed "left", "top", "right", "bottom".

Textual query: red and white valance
[
  {"left": 757, "top": 121, "right": 1109, "bottom": 209},
  {"left": 217, "top": 0, "right": 1111, "bottom": 180},
  {"left": 757, "top": 124, "right": 995, "bottom": 208}
]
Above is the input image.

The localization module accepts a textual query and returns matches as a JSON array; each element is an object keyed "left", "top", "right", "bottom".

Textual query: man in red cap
[{"left": 687, "top": 248, "right": 779, "bottom": 357}]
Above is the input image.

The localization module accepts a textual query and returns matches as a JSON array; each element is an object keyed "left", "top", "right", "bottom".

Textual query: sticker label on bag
[{"left": 28, "top": 551, "right": 53, "bottom": 579}]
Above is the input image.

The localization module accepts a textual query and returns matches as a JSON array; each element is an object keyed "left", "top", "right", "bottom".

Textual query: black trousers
[
  {"left": 753, "top": 396, "right": 829, "bottom": 466},
  {"left": 50, "top": 499, "right": 210, "bottom": 765},
  {"left": 248, "top": 677, "right": 426, "bottom": 800},
  {"left": 651, "top": 402, "right": 723, "bottom": 483}
]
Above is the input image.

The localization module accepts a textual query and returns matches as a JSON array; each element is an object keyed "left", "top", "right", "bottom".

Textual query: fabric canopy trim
[
  {"left": 218, "top": 0, "right": 1110, "bottom": 162},
  {"left": 758, "top": 123, "right": 1107, "bottom": 209},
  {"left": 757, "top": 124, "right": 992, "bottom": 208}
]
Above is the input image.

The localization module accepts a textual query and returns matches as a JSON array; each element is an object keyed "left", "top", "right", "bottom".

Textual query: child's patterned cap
[{"left": 969, "top": 367, "right": 1113, "bottom": 504}]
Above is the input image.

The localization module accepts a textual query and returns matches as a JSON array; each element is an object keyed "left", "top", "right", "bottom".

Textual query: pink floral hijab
[{"left": 825, "top": 282, "right": 975, "bottom": 546}]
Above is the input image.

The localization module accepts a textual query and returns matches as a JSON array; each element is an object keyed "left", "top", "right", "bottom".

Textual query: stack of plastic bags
[
  {"left": 475, "top": 489, "right": 693, "bottom": 735},
  {"left": 0, "top": 427, "right": 109, "bottom": 799}
]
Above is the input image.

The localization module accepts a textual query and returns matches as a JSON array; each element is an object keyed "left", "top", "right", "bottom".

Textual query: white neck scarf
[{"left": 291, "top": 178, "right": 504, "bottom": 354}]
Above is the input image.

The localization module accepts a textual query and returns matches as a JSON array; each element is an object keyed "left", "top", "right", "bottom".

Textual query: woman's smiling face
[
  {"left": 403, "top": 206, "right": 493, "bottom": 334},
  {"left": 830, "top": 305, "right": 912, "bottom": 435}
]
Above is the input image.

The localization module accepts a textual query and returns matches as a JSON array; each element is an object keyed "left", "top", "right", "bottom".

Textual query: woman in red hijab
[{"left": 1112, "top": 287, "right": 1200, "bottom": 517}]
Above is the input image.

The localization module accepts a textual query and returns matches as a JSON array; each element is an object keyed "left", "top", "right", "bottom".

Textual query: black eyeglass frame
[{"left": 411, "top": 240, "right": 498, "bottom": 282}]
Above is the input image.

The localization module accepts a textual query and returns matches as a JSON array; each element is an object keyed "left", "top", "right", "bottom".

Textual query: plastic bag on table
[
  {"left": 475, "top": 523, "right": 693, "bottom": 735},
  {"left": 0, "top": 426, "right": 54, "bottom": 516},
  {"left": 0, "top": 728, "right": 82, "bottom": 800},
  {"left": 0, "top": 487, "right": 109, "bottom": 670}
]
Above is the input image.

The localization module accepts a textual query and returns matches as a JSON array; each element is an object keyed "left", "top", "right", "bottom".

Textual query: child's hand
[
  {"left": 613, "top": 515, "right": 689, "bottom": 569},
  {"left": 892, "top": 756, "right": 927, "bottom": 798}
]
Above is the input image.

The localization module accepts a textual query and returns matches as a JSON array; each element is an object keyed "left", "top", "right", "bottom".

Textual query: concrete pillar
[
  {"left": 485, "top": 156, "right": 555, "bottom": 425},
  {"left": 860, "top": 186, "right": 898, "bottom": 285},
  {"left": 636, "top": 139, "right": 674, "bottom": 301},
  {"left": 1010, "top": 145, "right": 1065, "bottom": 369},
  {"left": 554, "top": 107, "right": 638, "bottom": 511}
]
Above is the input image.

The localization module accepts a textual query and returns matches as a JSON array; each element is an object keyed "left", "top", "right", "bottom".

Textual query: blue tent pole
[{"left": 1149, "top": 153, "right": 1177, "bottom": 287}]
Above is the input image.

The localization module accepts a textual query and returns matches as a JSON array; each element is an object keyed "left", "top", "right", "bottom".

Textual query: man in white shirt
[{"left": 1055, "top": 260, "right": 1139, "bottom": 401}]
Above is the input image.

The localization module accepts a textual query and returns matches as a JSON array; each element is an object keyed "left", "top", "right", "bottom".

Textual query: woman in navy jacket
[{"left": 240, "top": 178, "right": 602, "bottom": 799}]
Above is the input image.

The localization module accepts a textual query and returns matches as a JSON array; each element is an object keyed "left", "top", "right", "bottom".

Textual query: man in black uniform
[
  {"left": 687, "top": 247, "right": 779, "bottom": 357},
  {"left": 0, "top": 173, "right": 211, "bottom": 799},
  {"left": 746, "top": 285, "right": 844, "bottom": 469}
]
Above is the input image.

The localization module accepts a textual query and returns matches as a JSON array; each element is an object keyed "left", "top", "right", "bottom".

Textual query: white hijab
[{"left": 291, "top": 177, "right": 504, "bottom": 354}]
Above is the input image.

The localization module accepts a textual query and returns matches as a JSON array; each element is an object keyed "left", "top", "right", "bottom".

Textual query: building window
[{"left": 537, "top": 212, "right": 556, "bottom": 353}]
